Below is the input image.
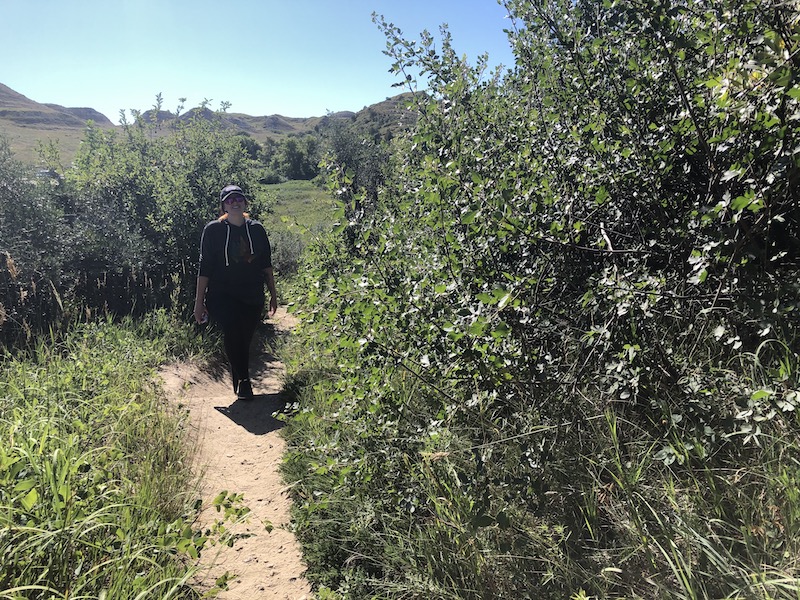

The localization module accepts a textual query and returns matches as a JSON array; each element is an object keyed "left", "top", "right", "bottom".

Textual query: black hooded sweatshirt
[{"left": 198, "top": 217, "right": 272, "bottom": 306}]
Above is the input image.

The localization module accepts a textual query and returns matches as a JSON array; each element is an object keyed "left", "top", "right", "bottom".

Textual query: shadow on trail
[
  {"left": 214, "top": 392, "right": 286, "bottom": 435},
  {"left": 210, "top": 318, "right": 294, "bottom": 435}
]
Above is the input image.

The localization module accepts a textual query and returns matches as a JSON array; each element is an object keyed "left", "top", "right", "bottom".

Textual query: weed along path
[{"left": 159, "top": 307, "right": 311, "bottom": 600}]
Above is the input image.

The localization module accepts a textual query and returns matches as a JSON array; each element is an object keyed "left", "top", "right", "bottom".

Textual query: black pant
[{"left": 207, "top": 294, "right": 263, "bottom": 384}]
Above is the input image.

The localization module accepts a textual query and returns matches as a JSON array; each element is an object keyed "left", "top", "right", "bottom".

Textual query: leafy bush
[{"left": 282, "top": 2, "right": 800, "bottom": 598}]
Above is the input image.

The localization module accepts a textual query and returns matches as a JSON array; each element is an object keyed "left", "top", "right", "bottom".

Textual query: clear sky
[{"left": 1, "top": 0, "right": 516, "bottom": 124}]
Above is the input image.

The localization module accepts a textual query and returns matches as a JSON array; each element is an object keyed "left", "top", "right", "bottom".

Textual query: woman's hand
[
  {"left": 194, "top": 303, "right": 209, "bottom": 324},
  {"left": 264, "top": 267, "right": 278, "bottom": 317},
  {"left": 194, "top": 275, "right": 210, "bottom": 324},
  {"left": 269, "top": 294, "right": 278, "bottom": 316}
]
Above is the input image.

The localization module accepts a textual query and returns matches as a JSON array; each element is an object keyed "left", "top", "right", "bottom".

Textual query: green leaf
[
  {"left": 496, "top": 511, "right": 510, "bottom": 528},
  {"left": 212, "top": 491, "right": 229, "bottom": 509},
  {"left": 20, "top": 488, "right": 38, "bottom": 511},
  {"left": 491, "top": 321, "right": 511, "bottom": 339},
  {"left": 461, "top": 210, "right": 479, "bottom": 224},
  {"left": 720, "top": 169, "right": 741, "bottom": 182},
  {"left": 468, "top": 318, "right": 487, "bottom": 336},
  {"left": 495, "top": 291, "right": 513, "bottom": 310},
  {"left": 768, "top": 66, "right": 792, "bottom": 87},
  {"left": 13, "top": 479, "right": 36, "bottom": 493}
]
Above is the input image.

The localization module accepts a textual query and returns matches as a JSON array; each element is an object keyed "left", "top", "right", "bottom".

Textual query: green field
[{"left": 264, "top": 180, "right": 337, "bottom": 236}]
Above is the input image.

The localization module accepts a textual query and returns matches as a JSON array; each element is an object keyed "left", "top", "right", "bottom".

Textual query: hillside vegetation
[
  {"left": 280, "top": 2, "right": 800, "bottom": 598},
  {"left": 0, "top": 81, "right": 415, "bottom": 165},
  {"left": 0, "top": 82, "right": 404, "bottom": 350}
]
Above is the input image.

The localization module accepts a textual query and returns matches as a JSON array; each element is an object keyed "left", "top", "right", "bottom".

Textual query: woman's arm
[
  {"left": 264, "top": 267, "right": 277, "bottom": 316},
  {"left": 194, "top": 275, "right": 210, "bottom": 323}
]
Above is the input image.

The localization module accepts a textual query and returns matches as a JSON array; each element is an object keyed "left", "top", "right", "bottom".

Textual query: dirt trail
[{"left": 159, "top": 307, "right": 312, "bottom": 600}]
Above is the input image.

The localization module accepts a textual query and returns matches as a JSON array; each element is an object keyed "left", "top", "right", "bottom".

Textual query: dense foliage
[
  {"left": 282, "top": 1, "right": 800, "bottom": 598},
  {"left": 260, "top": 134, "right": 322, "bottom": 183}
]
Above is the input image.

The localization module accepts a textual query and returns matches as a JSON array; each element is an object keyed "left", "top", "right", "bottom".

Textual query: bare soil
[{"left": 159, "top": 307, "right": 312, "bottom": 600}]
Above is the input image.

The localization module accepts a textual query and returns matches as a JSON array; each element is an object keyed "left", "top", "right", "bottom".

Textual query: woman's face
[{"left": 223, "top": 194, "right": 247, "bottom": 216}]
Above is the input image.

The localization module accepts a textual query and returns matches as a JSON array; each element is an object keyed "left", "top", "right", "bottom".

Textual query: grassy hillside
[
  {"left": 0, "top": 81, "right": 416, "bottom": 165},
  {"left": 0, "top": 120, "right": 88, "bottom": 166},
  {"left": 0, "top": 83, "right": 117, "bottom": 164}
]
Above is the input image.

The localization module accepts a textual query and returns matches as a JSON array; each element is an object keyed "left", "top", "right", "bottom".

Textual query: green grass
[
  {"left": 0, "top": 122, "right": 89, "bottom": 166},
  {"left": 264, "top": 180, "right": 337, "bottom": 237},
  {"left": 0, "top": 310, "right": 235, "bottom": 599},
  {"left": 258, "top": 180, "right": 338, "bottom": 278}
]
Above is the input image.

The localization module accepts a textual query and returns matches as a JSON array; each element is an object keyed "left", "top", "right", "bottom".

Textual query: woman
[{"left": 193, "top": 184, "right": 277, "bottom": 400}]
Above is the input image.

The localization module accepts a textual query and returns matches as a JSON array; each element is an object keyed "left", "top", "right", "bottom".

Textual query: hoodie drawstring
[{"left": 224, "top": 224, "right": 231, "bottom": 267}]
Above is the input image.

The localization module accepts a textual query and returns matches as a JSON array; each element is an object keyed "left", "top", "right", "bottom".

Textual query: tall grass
[
  {"left": 0, "top": 311, "right": 221, "bottom": 599},
  {"left": 265, "top": 180, "right": 336, "bottom": 236}
]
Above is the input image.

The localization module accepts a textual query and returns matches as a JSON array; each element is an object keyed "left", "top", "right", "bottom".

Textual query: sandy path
[{"left": 159, "top": 307, "right": 311, "bottom": 600}]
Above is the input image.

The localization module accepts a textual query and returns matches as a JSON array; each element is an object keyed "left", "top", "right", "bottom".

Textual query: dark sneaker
[{"left": 237, "top": 379, "right": 253, "bottom": 401}]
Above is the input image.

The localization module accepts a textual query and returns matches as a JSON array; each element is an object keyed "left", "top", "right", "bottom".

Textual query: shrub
[{"left": 282, "top": 2, "right": 800, "bottom": 598}]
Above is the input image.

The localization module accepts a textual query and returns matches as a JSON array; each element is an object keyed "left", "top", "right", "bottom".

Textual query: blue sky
[{"left": 1, "top": 0, "right": 516, "bottom": 124}]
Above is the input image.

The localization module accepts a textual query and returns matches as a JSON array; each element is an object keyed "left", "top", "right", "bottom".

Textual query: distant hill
[
  {"left": 140, "top": 105, "right": 333, "bottom": 137},
  {"left": 0, "top": 82, "right": 418, "bottom": 164},
  {"left": 43, "top": 104, "right": 115, "bottom": 127},
  {"left": 0, "top": 83, "right": 114, "bottom": 128}
]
